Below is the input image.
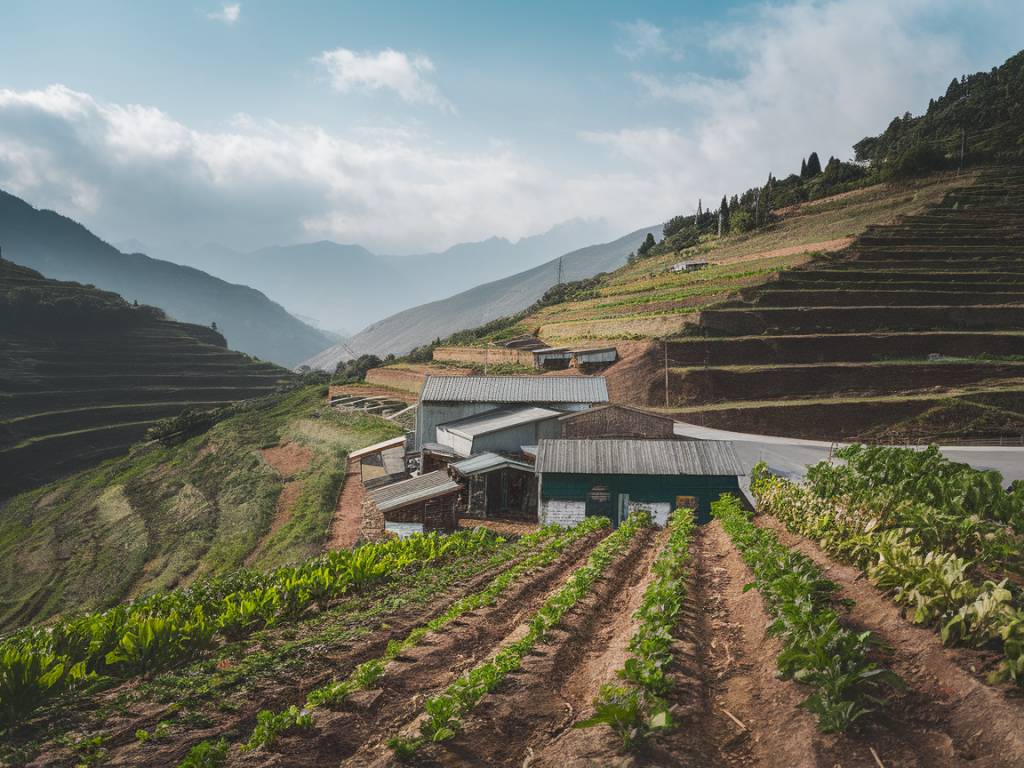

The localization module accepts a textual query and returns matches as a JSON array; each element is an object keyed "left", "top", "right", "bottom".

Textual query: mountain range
[
  {"left": 127, "top": 218, "right": 617, "bottom": 334},
  {"left": 0, "top": 190, "right": 334, "bottom": 368},
  {"left": 301, "top": 224, "right": 656, "bottom": 370}
]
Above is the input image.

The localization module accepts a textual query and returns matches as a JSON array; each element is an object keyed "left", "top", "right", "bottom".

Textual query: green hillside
[
  {"left": 0, "top": 260, "right": 295, "bottom": 499},
  {"left": 0, "top": 190, "right": 334, "bottom": 367},
  {"left": 0, "top": 382, "right": 401, "bottom": 631}
]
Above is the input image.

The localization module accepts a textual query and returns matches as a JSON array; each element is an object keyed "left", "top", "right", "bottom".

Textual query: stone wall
[
  {"left": 432, "top": 346, "right": 536, "bottom": 367},
  {"left": 539, "top": 499, "right": 586, "bottom": 527}
]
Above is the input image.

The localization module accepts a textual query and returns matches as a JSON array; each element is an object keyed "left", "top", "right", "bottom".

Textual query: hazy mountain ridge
[
  {"left": 136, "top": 218, "right": 615, "bottom": 333},
  {"left": 0, "top": 190, "right": 333, "bottom": 367},
  {"left": 301, "top": 224, "right": 656, "bottom": 370}
]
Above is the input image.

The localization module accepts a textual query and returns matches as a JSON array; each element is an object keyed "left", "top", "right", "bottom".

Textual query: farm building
[
  {"left": 361, "top": 470, "right": 464, "bottom": 540},
  {"left": 347, "top": 435, "right": 409, "bottom": 488},
  {"left": 557, "top": 403, "right": 677, "bottom": 439},
  {"left": 435, "top": 405, "right": 563, "bottom": 458},
  {"left": 570, "top": 347, "right": 618, "bottom": 369},
  {"left": 535, "top": 439, "right": 744, "bottom": 527},
  {"left": 414, "top": 375, "right": 609, "bottom": 450},
  {"left": 450, "top": 452, "right": 537, "bottom": 519},
  {"left": 670, "top": 260, "right": 709, "bottom": 273},
  {"left": 532, "top": 347, "right": 573, "bottom": 369}
]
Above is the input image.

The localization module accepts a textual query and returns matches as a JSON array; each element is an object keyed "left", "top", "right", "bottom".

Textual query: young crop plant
[
  {"left": 244, "top": 705, "right": 314, "bottom": 751},
  {"left": 712, "top": 493, "right": 900, "bottom": 733},
  {"left": 0, "top": 528, "right": 503, "bottom": 728},
  {"left": 176, "top": 738, "right": 229, "bottom": 768},
  {"left": 577, "top": 507, "right": 696, "bottom": 749},
  {"left": 388, "top": 511, "right": 652, "bottom": 758},
  {"left": 753, "top": 463, "right": 1024, "bottom": 686}
]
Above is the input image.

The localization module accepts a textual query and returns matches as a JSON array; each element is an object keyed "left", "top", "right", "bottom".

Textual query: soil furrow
[
  {"left": 41, "top": 540, "right": 549, "bottom": 768},
  {"left": 232, "top": 528, "right": 610, "bottom": 767},
  {"left": 413, "top": 526, "right": 660, "bottom": 768},
  {"left": 758, "top": 514, "right": 1024, "bottom": 768}
]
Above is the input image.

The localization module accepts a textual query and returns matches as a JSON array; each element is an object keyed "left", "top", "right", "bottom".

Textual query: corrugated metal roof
[
  {"left": 438, "top": 406, "right": 562, "bottom": 438},
  {"left": 367, "top": 470, "right": 462, "bottom": 513},
  {"left": 420, "top": 376, "right": 609, "bottom": 404},
  {"left": 348, "top": 435, "right": 407, "bottom": 460},
  {"left": 451, "top": 452, "right": 535, "bottom": 476},
  {"left": 536, "top": 439, "right": 745, "bottom": 477},
  {"left": 556, "top": 403, "right": 675, "bottom": 424}
]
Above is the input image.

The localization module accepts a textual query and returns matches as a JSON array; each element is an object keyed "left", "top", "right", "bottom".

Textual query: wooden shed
[
  {"left": 449, "top": 452, "right": 537, "bottom": 519},
  {"left": 535, "top": 439, "right": 744, "bottom": 527},
  {"left": 361, "top": 470, "right": 464, "bottom": 540},
  {"left": 557, "top": 403, "right": 676, "bottom": 440}
]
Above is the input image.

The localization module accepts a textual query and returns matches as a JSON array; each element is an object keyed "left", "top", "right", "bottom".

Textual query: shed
[
  {"left": 535, "top": 439, "right": 744, "bottom": 527},
  {"left": 450, "top": 452, "right": 537, "bottom": 519},
  {"left": 435, "top": 405, "right": 562, "bottom": 458},
  {"left": 533, "top": 347, "right": 573, "bottom": 369},
  {"left": 670, "top": 260, "right": 709, "bottom": 273},
  {"left": 558, "top": 404, "right": 677, "bottom": 440},
  {"left": 361, "top": 470, "right": 464, "bottom": 540},
  {"left": 415, "top": 375, "right": 609, "bottom": 449},
  {"left": 570, "top": 347, "right": 618, "bottom": 368}
]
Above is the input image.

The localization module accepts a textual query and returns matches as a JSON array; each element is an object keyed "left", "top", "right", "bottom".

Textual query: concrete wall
[
  {"left": 540, "top": 498, "right": 586, "bottom": 527},
  {"left": 628, "top": 500, "right": 670, "bottom": 527}
]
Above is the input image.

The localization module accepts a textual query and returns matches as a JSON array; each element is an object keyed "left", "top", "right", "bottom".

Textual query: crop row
[
  {"left": 806, "top": 445, "right": 1024, "bottom": 574},
  {"left": 388, "top": 510, "right": 651, "bottom": 758},
  {"left": 241, "top": 518, "right": 608, "bottom": 750},
  {"left": 0, "top": 529, "right": 501, "bottom": 728},
  {"left": 577, "top": 507, "right": 696, "bottom": 749},
  {"left": 752, "top": 465, "right": 1024, "bottom": 685},
  {"left": 712, "top": 493, "right": 899, "bottom": 732}
]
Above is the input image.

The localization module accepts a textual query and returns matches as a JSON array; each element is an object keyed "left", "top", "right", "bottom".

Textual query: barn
[
  {"left": 557, "top": 403, "right": 676, "bottom": 440},
  {"left": 414, "top": 375, "right": 609, "bottom": 450},
  {"left": 361, "top": 470, "right": 463, "bottom": 540},
  {"left": 535, "top": 439, "right": 744, "bottom": 527}
]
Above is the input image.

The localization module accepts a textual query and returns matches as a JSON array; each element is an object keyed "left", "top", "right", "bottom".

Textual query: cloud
[
  {"left": 317, "top": 48, "right": 454, "bottom": 113},
  {"left": 615, "top": 19, "right": 677, "bottom": 60},
  {"left": 207, "top": 3, "right": 241, "bottom": 25}
]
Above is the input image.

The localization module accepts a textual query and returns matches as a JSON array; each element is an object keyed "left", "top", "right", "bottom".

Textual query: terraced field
[
  {"left": 0, "top": 261, "right": 293, "bottom": 499},
  {"left": 665, "top": 167, "right": 1024, "bottom": 441},
  {"left": 4, "top": 447, "right": 1024, "bottom": 768}
]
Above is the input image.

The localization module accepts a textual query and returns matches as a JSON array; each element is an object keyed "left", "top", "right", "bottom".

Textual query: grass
[{"left": 0, "top": 386, "right": 402, "bottom": 631}]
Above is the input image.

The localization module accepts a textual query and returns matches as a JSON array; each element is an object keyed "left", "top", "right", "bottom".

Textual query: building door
[{"left": 586, "top": 484, "right": 615, "bottom": 526}]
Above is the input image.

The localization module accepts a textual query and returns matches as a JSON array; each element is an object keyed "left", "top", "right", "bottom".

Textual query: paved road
[{"left": 674, "top": 422, "right": 1024, "bottom": 485}]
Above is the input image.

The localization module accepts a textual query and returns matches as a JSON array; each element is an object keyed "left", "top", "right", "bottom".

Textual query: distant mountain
[
  {"left": 1, "top": 190, "right": 333, "bottom": 367},
  {"left": 142, "top": 218, "right": 615, "bottom": 332},
  {"left": 302, "top": 225, "right": 655, "bottom": 370}
]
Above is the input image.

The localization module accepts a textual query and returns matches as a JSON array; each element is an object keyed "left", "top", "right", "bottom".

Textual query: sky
[{"left": 0, "top": 0, "right": 1021, "bottom": 256}]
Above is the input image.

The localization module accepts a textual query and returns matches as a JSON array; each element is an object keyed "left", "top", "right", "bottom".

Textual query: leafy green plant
[
  {"left": 176, "top": 738, "right": 229, "bottom": 768},
  {"left": 244, "top": 705, "right": 314, "bottom": 751}
]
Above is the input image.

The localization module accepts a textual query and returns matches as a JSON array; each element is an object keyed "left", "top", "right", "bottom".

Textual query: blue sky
[{"left": 1, "top": 1, "right": 1022, "bottom": 254}]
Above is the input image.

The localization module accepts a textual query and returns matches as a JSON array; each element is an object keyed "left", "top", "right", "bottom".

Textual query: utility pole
[
  {"left": 556, "top": 256, "right": 564, "bottom": 286},
  {"left": 717, "top": 207, "right": 723, "bottom": 237},
  {"left": 663, "top": 339, "right": 669, "bottom": 408}
]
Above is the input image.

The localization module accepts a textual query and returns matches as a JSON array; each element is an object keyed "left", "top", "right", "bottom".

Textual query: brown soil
[
  {"left": 326, "top": 458, "right": 363, "bottom": 550},
  {"left": 260, "top": 441, "right": 312, "bottom": 478},
  {"left": 32, "top": 538, "right": 556, "bottom": 768},
  {"left": 413, "top": 526, "right": 660, "bottom": 768},
  {"left": 757, "top": 514, "right": 1024, "bottom": 767},
  {"left": 230, "top": 528, "right": 611, "bottom": 768},
  {"left": 716, "top": 237, "right": 851, "bottom": 266},
  {"left": 458, "top": 518, "right": 539, "bottom": 537}
]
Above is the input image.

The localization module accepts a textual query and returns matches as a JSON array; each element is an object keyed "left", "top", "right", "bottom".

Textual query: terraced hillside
[
  {"left": 0, "top": 261, "right": 293, "bottom": 499},
  {"left": 665, "top": 167, "right": 1024, "bottom": 441}
]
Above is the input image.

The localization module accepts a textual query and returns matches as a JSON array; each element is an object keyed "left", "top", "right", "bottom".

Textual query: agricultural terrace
[
  {"left": 3, "top": 445, "right": 1024, "bottom": 767},
  {"left": 523, "top": 172, "right": 969, "bottom": 344},
  {"left": 0, "top": 385, "right": 402, "bottom": 631}
]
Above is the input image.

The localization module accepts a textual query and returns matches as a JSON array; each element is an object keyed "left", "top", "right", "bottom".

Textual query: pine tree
[
  {"left": 719, "top": 194, "right": 729, "bottom": 233},
  {"left": 800, "top": 158, "right": 807, "bottom": 177},
  {"left": 806, "top": 152, "right": 822, "bottom": 176}
]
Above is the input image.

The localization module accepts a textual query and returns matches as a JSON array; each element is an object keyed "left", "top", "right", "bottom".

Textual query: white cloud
[
  {"left": 317, "top": 48, "right": 455, "bottom": 113},
  {"left": 615, "top": 19, "right": 677, "bottom": 60},
  {"left": 207, "top": 3, "right": 241, "bottom": 25}
]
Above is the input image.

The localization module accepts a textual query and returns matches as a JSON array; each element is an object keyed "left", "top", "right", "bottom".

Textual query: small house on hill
[
  {"left": 414, "top": 375, "right": 609, "bottom": 450},
  {"left": 670, "top": 260, "right": 709, "bottom": 273},
  {"left": 450, "top": 452, "right": 537, "bottom": 520},
  {"left": 535, "top": 439, "right": 744, "bottom": 527},
  {"left": 361, "top": 470, "right": 463, "bottom": 540}
]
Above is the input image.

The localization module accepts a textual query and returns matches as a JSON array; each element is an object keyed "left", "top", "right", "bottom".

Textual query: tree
[
  {"left": 211, "top": 321, "right": 218, "bottom": 331},
  {"left": 800, "top": 158, "right": 807, "bottom": 177},
  {"left": 719, "top": 194, "right": 730, "bottom": 234},
  {"left": 805, "top": 152, "right": 822, "bottom": 176},
  {"left": 638, "top": 232, "right": 656, "bottom": 256}
]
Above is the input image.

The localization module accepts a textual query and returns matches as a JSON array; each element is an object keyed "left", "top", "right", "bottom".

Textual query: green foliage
[
  {"left": 176, "top": 738, "right": 229, "bottom": 768},
  {"left": 0, "top": 528, "right": 502, "bottom": 727},
  {"left": 244, "top": 705, "right": 313, "bottom": 751},
  {"left": 712, "top": 494, "right": 899, "bottom": 733}
]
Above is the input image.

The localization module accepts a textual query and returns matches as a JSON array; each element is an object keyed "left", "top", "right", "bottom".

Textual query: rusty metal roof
[
  {"left": 420, "top": 375, "right": 608, "bottom": 404},
  {"left": 367, "top": 470, "right": 462, "bottom": 513},
  {"left": 535, "top": 439, "right": 744, "bottom": 476}
]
